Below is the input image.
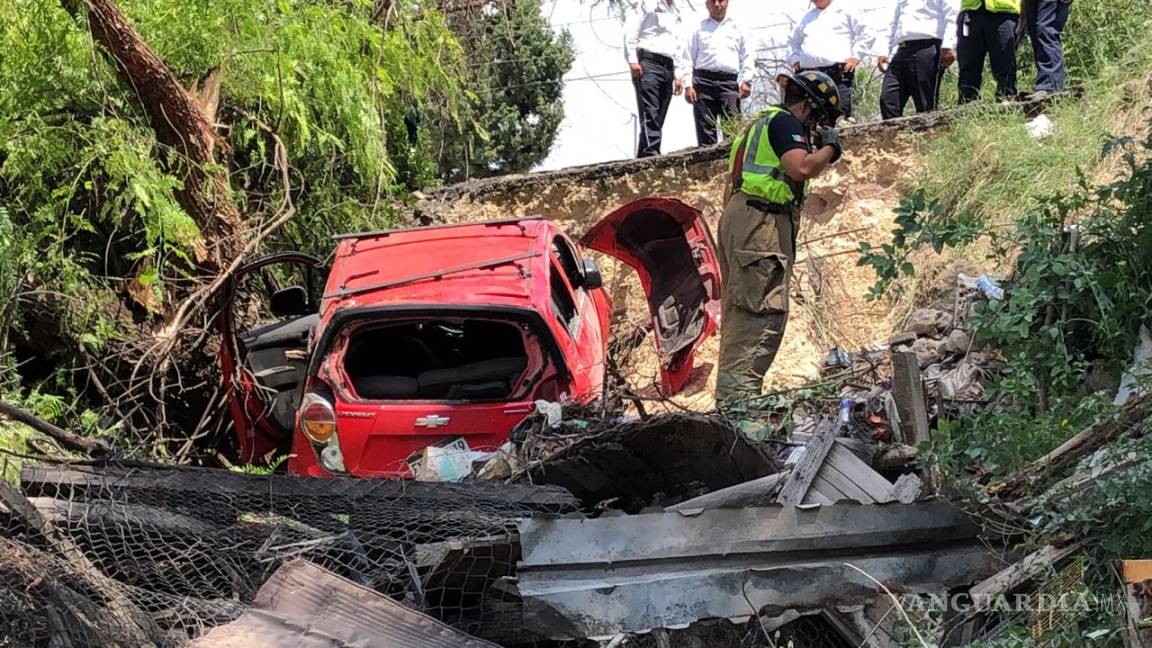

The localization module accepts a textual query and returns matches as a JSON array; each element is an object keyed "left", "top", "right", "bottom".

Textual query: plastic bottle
[
  {"left": 975, "top": 275, "right": 1004, "bottom": 300},
  {"left": 839, "top": 399, "right": 853, "bottom": 423}
]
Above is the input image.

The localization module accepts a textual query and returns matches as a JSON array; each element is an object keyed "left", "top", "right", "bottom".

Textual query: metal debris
[
  {"left": 515, "top": 502, "right": 996, "bottom": 639},
  {"left": 192, "top": 560, "right": 499, "bottom": 647}
]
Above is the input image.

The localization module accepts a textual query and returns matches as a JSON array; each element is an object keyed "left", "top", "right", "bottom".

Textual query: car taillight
[{"left": 300, "top": 393, "right": 336, "bottom": 444}]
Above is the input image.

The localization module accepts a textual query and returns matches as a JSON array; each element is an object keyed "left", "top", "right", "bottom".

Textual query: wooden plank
[
  {"left": 891, "top": 351, "right": 932, "bottom": 447},
  {"left": 777, "top": 420, "right": 837, "bottom": 506},
  {"left": 968, "top": 543, "right": 1083, "bottom": 603},
  {"left": 1124, "top": 560, "right": 1152, "bottom": 585},
  {"left": 817, "top": 463, "right": 878, "bottom": 503},
  {"left": 828, "top": 443, "right": 895, "bottom": 502},
  {"left": 667, "top": 471, "right": 790, "bottom": 512},
  {"left": 1124, "top": 580, "right": 1152, "bottom": 648},
  {"left": 997, "top": 392, "right": 1152, "bottom": 499}
]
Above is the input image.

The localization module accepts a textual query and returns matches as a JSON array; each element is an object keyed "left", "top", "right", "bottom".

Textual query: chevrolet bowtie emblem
[{"left": 415, "top": 415, "right": 451, "bottom": 429}]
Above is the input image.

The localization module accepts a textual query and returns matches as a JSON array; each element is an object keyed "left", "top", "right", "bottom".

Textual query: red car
[{"left": 219, "top": 198, "right": 721, "bottom": 478}]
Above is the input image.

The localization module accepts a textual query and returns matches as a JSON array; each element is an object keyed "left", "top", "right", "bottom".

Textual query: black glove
[{"left": 815, "top": 126, "right": 842, "bottom": 163}]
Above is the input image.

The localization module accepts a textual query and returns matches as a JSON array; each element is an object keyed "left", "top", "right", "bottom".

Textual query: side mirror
[
  {"left": 582, "top": 258, "right": 603, "bottom": 290},
  {"left": 270, "top": 285, "right": 310, "bottom": 318}
]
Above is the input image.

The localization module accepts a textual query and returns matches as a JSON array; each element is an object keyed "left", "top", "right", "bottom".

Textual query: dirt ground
[{"left": 419, "top": 132, "right": 954, "bottom": 412}]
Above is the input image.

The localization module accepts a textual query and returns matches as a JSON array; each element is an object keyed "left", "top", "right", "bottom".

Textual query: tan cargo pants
[{"left": 714, "top": 191, "right": 800, "bottom": 408}]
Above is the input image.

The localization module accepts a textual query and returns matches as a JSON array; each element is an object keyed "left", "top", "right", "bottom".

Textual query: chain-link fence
[{"left": 1, "top": 461, "right": 577, "bottom": 646}]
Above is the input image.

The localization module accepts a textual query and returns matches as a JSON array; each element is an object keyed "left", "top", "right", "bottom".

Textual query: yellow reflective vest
[
  {"left": 961, "top": 0, "right": 1021, "bottom": 13},
  {"left": 727, "top": 106, "right": 807, "bottom": 206}
]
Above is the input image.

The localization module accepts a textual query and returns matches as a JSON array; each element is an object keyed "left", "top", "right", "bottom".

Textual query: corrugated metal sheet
[
  {"left": 516, "top": 502, "right": 997, "bottom": 640},
  {"left": 192, "top": 560, "right": 499, "bottom": 648}
]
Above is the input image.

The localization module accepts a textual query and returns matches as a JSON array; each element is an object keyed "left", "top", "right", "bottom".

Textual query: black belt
[
  {"left": 897, "top": 38, "right": 942, "bottom": 49},
  {"left": 746, "top": 198, "right": 794, "bottom": 215},
  {"left": 694, "top": 69, "right": 738, "bottom": 82},
  {"left": 638, "top": 49, "right": 674, "bottom": 67}
]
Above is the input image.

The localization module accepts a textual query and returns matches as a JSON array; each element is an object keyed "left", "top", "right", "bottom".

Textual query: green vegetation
[
  {"left": 860, "top": 20, "right": 1152, "bottom": 647},
  {"left": 0, "top": 0, "right": 573, "bottom": 458},
  {"left": 433, "top": 0, "right": 574, "bottom": 181}
]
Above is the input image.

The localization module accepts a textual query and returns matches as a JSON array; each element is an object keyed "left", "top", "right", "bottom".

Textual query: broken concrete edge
[
  {"left": 514, "top": 413, "right": 780, "bottom": 507},
  {"left": 417, "top": 91, "right": 1078, "bottom": 205},
  {"left": 513, "top": 501, "right": 997, "bottom": 639},
  {"left": 20, "top": 460, "right": 580, "bottom": 513}
]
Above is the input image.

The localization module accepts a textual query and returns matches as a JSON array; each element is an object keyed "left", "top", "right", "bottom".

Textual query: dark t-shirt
[{"left": 767, "top": 110, "right": 811, "bottom": 158}]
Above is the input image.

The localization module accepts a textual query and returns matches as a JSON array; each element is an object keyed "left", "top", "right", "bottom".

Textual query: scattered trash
[
  {"left": 1115, "top": 325, "right": 1152, "bottom": 406},
  {"left": 413, "top": 437, "right": 489, "bottom": 482},
  {"left": 975, "top": 275, "right": 1005, "bottom": 300},
  {"left": 824, "top": 346, "right": 852, "bottom": 374},
  {"left": 1026, "top": 113, "right": 1054, "bottom": 139}
]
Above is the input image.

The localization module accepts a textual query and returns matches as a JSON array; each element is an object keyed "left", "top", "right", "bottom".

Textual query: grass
[{"left": 907, "top": 36, "right": 1152, "bottom": 228}]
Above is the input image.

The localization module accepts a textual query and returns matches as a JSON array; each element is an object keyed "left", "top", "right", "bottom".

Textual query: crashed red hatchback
[{"left": 219, "top": 198, "right": 721, "bottom": 478}]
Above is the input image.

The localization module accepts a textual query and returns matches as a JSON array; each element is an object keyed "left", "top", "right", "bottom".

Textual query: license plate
[{"left": 406, "top": 436, "right": 471, "bottom": 475}]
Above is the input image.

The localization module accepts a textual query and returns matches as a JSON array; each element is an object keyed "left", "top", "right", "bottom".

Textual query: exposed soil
[{"left": 419, "top": 130, "right": 959, "bottom": 412}]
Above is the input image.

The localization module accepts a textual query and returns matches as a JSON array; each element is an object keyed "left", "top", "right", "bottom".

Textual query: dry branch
[
  {"left": 0, "top": 479, "right": 160, "bottom": 644},
  {"left": 996, "top": 392, "right": 1152, "bottom": 499},
  {"left": 0, "top": 399, "right": 110, "bottom": 456}
]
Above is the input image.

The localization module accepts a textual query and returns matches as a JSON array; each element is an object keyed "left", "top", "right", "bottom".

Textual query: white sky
[{"left": 537, "top": 0, "right": 893, "bottom": 170}]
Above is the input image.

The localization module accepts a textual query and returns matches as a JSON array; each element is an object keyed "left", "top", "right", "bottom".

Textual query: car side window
[
  {"left": 550, "top": 261, "right": 579, "bottom": 334},
  {"left": 551, "top": 235, "right": 584, "bottom": 291}
]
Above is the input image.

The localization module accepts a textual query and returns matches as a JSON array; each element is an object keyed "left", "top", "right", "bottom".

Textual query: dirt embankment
[{"left": 417, "top": 124, "right": 952, "bottom": 411}]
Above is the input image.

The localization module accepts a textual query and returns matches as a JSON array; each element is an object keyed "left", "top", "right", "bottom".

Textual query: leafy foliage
[
  {"left": 433, "top": 0, "right": 574, "bottom": 181},
  {"left": 0, "top": 0, "right": 469, "bottom": 435},
  {"left": 865, "top": 133, "right": 1152, "bottom": 410}
]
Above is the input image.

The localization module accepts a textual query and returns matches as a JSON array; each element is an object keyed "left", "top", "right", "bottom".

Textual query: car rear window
[{"left": 339, "top": 319, "right": 530, "bottom": 401}]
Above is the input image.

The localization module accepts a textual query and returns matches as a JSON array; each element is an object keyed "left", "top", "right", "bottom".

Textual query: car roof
[{"left": 320, "top": 218, "right": 560, "bottom": 315}]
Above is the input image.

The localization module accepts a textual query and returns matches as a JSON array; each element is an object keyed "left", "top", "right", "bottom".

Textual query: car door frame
[{"left": 217, "top": 251, "right": 327, "bottom": 464}]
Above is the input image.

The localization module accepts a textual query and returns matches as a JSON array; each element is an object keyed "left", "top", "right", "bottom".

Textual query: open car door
[
  {"left": 217, "top": 252, "right": 327, "bottom": 464},
  {"left": 581, "top": 197, "right": 721, "bottom": 395}
]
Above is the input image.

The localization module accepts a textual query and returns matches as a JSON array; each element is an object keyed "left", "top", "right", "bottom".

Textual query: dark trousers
[
  {"left": 632, "top": 50, "right": 675, "bottom": 158},
  {"left": 880, "top": 39, "right": 944, "bottom": 119},
  {"left": 957, "top": 10, "right": 1019, "bottom": 102},
  {"left": 801, "top": 64, "right": 854, "bottom": 119},
  {"left": 1027, "top": 0, "right": 1070, "bottom": 91},
  {"left": 692, "top": 70, "right": 741, "bottom": 146}
]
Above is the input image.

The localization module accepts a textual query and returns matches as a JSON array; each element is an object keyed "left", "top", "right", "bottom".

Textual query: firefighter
[{"left": 715, "top": 70, "right": 843, "bottom": 409}]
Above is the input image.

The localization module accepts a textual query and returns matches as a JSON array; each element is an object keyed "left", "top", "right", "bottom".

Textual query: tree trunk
[{"left": 62, "top": 0, "right": 242, "bottom": 273}]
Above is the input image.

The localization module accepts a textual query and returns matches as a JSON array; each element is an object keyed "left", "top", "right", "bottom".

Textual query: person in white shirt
[
  {"left": 787, "top": 0, "right": 874, "bottom": 120},
  {"left": 624, "top": 0, "right": 686, "bottom": 157},
  {"left": 682, "top": 0, "right": 756, "bottom": 146},
  {"left": 877, "top": 0, "right": 959, "bottom": 118}
]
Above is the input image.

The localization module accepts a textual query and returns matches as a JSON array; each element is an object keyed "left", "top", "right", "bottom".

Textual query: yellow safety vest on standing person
[
  {"left": 960, "top": 0, "right": 1020, "bottom": 13},
  {"left": 727, "top": 106, "right": 808, "bottom": 207}
]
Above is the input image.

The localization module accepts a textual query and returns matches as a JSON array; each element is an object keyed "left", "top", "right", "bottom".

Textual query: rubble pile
[
  {"left": 890, "top": 275, "right": 1005, "bottom": 406},
  {"left": 3, "top": 276, "right": 1151, "bottom": 647}
]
